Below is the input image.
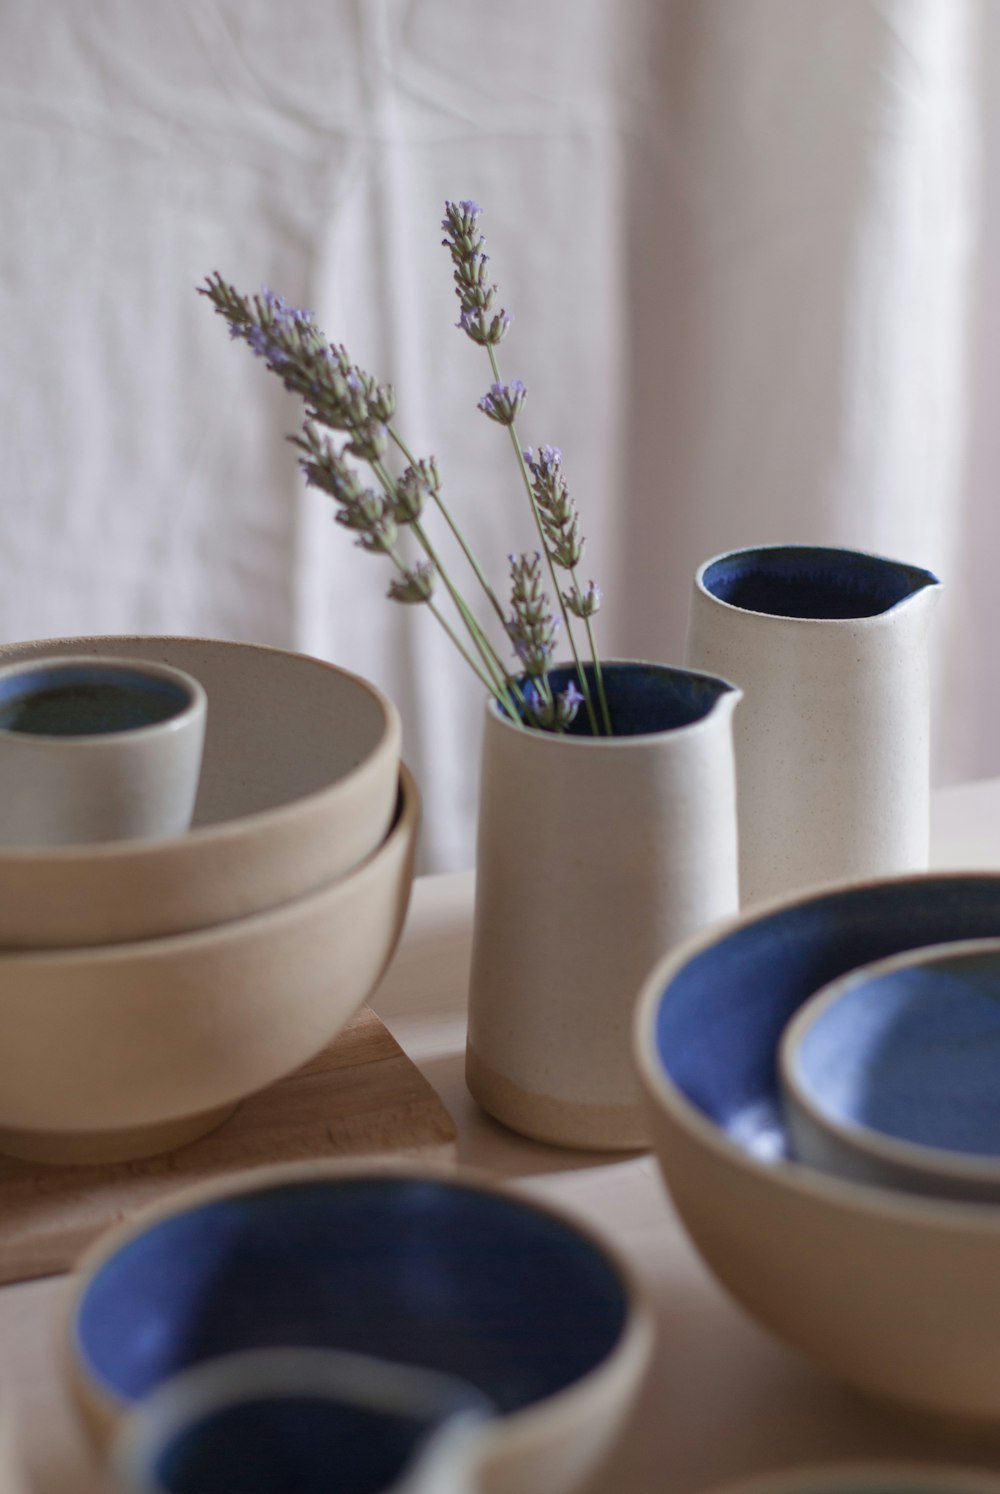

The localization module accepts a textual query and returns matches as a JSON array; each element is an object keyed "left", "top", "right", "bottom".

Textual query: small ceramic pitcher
[
  {"left": 686, "top": 544, "right": 941, "bottom": 906},
  {"left": 111, "top": 1348, "right": 492, "bottom": 1494},
  {"left": 466, "top": 660, "right": 740, "bottom": 1150}
]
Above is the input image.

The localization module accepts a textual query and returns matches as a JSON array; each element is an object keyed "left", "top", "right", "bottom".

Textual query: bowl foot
[
  {"left": 465, "top": 1043, "right": 649, "bottom": 1152},
  {"left": 0, "top": 1101, "right": 239, "bottom": 1166}
]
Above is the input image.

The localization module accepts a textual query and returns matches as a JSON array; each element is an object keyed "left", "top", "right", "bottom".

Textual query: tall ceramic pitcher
[
  {"left": 686, "top": 544, "right": 941, "bottom": 906},
  {"left": 466, "top": 660, "right": 740, "bottom": 1151}
]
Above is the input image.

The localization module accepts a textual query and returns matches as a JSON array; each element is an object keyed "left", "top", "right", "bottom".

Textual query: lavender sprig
[
  {"left": 201, "top": 198, "right": 611, "bottom": 737},
  {"left": 198, "top": 282, "right": 526, "bottom": 721},
  {"left": 442, "top": 202, "right": 607, "bottom": 733},
  {"left": 506, "top": 552, "right": 560, "bottom": 683},
  {"left": 524, "top": 446, "right": 610, "bottom": 732}
]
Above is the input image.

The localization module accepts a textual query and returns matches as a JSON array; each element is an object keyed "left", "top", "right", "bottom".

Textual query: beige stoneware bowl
[
  {"left": 635, "top": 872, "right": 1000, "bottom": 1429},
  {"left": 62, "top": 1159, "right": 655, "bottom": 1494},
  {"left": 0, "top": 636, "right": 400, "bottom": 948},
  {"left": 0, "top": 766, "right": 418, "bottom": 1165},
  {"left": 704, "top": 1466, "right": 1000, "bottom": 1494}
]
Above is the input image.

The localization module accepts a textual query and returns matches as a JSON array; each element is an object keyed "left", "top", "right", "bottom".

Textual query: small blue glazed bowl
[
  {"left": 633, "top": 873, "right": 1000, "bottom": 1425},
  {"left": 112, "top": 1347, "right": 492, "bottom": 1494},
  {"left": 65, "top": 1162, "right": 654, "bottom": 1494},
  {"left": 780, "top": 938, "right": 1000, "bottom": 1203}
]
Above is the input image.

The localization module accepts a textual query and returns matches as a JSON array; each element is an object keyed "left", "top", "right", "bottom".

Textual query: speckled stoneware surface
[
  {"left": 0, "top": 636, "right": 400, "bottom": 948},
  {"left": 467, "top": 660, "right": 740, "bottom": 1150},
  {"left": 781, "top": 938, "right": 1000, "bottom": 1203},
  {"left": 0, "top": 767, "right": 418, "bottom": 1166},
  {"left": 686, "top": 545, "right": 940, "bottom": 906},
  {"left": 635, "top": 872, "right": 1000, "bottom": 1426},
  {"left": 65, "top": 1161, "right": 655, "bottom": 1494}
]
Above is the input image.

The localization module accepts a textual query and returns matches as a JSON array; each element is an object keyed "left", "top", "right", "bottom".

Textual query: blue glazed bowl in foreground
[
  {"left": 780, "top": 938, "right": 1000, "bottom": 1203},
  {"left": 65, "top": 1162, "right": 654, "bottom": 1494},
  {"left": 633, "top": 873, "right": 1000, "bottom": 1426}
]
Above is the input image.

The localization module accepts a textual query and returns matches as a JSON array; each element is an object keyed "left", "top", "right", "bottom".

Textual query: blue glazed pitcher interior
[{"left": 701, "top": 546, "right": 939, "bottom": 621}]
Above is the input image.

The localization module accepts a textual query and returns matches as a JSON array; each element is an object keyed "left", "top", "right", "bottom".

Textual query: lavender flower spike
[{"left": 479, "top": 380, "right": 526, "bottom": 426}]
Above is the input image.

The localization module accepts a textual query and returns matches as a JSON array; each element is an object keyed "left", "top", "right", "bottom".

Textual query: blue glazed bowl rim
[
  {"left": 780, "top": 936, "right": 1000, "bottom": 1184},
  {"left": 694, "top": 544, "right": 941, "bottom": 624},
  {"left": 62, "top": 1158, "right": 656, "bottom": 1437},
  {"left": 485, "top": 657, "right": 741, "bottom": 747},
  {"left": 633, "top": 872, "right": 1000, "bottom": 1231}
]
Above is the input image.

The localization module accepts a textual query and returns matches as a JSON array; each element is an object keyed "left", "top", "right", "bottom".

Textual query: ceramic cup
[{"left": 0, "top": 655, "right": 207, "bottom": 846}]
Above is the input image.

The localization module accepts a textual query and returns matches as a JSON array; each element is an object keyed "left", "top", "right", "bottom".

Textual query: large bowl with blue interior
[
  {"left": 62, "top": 1161, "right": 655, "bottom": 1494},
  {"left": 634, "top": 873, "right": 1000, "bottom": 1427}
]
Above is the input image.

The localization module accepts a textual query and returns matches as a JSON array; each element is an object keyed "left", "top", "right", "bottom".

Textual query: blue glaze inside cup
[
  {"left": 151, "top": 1397, "right": 475, "bottom": 1494},
  {"left": 701, "top": 547, "right": 938, "bottom": 620},
  {"left": 797, "top": 956, "right": 1000, "bottom": 1157},
  {"left": 650, "top": 877, "right": 1000, "bottom": 1161},
  {"left": 0, "top": 664, "right": 190, "bottom": 736},
  {"left": 75, "top": 1177, "right": 629, "bottom": 1413},
  {"left": 508, "top": 661, "right": 737, "bottom": 737}
]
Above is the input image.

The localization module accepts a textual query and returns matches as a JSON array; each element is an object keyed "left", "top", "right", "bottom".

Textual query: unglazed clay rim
[
  {"left": 704, "top": 1461, "right": 1000, "bottom": 1494},
  {"left": 633, "top": 870, "right": 1000, "bottom": 1236},
  {"left": 61, "top": 1157, "right": 657, "bottom": 1467},
  {"left": 0, "top": 655, "right": 206, "bottom": 747},
  {"left": 693, "top": 544, "right": 941, "bottom": 627},
  {"left": 485, "top": 656, "right": 741, "bottom": 749},
  {"left": 0, "top": 763, "right": 417, "bottom": 969},
  {"left": 0, "top": 636, "right": 400, "bottom": 860},
  {"left": 780, "top": 936, "right": 1000, "bottom": 1188}
]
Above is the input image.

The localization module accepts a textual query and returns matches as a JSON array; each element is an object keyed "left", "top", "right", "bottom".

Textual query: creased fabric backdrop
[{"left": 0, "top": 0, "right": 987, "bottom": 870}]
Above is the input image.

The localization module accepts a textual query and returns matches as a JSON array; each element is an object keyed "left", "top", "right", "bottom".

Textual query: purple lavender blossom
[
  {"left": 564, "top": 580, "right": 602, "bottom": 618},
  {"left": 478, "top": 380, "right": 526, "bottom": 425}
]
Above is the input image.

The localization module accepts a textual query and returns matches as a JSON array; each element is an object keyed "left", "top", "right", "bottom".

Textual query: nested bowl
[
  {"left": 780, "top": 938, "right": 1000, "bottom": 1203},
  {"left": 0, "top": 766, "right": 418, "bottom": 1165},
  {"left": 63, "top": 1161, "right": 655, "bottom": 1494},
  {"left": 634, "top": 873, "right": 1000, "bottom": 1427},
  {"left": 0, "top": 636, "right": 400, "bottom": 948}
]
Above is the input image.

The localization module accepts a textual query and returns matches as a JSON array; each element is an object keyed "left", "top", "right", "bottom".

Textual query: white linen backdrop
[{"left": 0, "top": 0, "right": 988, "bottom": 871}]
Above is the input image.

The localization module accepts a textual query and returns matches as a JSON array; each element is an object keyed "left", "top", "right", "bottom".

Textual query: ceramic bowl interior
[
  {"left": 780, "top": 939, "right": 1000, "bottom": 1201},
  {"left": 647, "top": 877, "right": 1000, "bottom": 1164},
  {"left": 71, "top": 1173, "right": 632, "bottom": 1421},
  {"left": 634, "top": 873, "right": 1000, "bottom": 1424},
  {"left": 0, "top": 636, "right": 400, "bottom": 947},
  {"left": 112, "top": 1348, "right": 492, "bottom": 1494}
]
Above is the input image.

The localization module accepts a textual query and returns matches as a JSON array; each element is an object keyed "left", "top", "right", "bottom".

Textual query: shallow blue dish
[{"left": 780, "top": 939, "right": 1000, "bottom": 1201}]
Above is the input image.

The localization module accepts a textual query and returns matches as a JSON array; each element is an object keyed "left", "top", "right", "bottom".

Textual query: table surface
[{"left": 6, "top": 777, "right": 1000, "bottom": 1494}]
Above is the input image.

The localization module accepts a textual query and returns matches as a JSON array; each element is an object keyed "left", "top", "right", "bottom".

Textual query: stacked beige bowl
[{"left": 0, "top": 635, "right": 415, "bottom": 1166}]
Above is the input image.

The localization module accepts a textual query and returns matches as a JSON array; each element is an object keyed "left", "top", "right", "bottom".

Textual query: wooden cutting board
[{"left": 0, "top": 1007, "right": 456, "bottom": 1287}]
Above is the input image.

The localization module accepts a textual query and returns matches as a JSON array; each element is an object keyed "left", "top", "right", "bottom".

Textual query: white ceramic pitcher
[
  {"left": 466, "top": 660, "right": 740, "bottom": 1151},
  {"left": 686, "top": 544, "right": 941, "bottom": 907}
]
